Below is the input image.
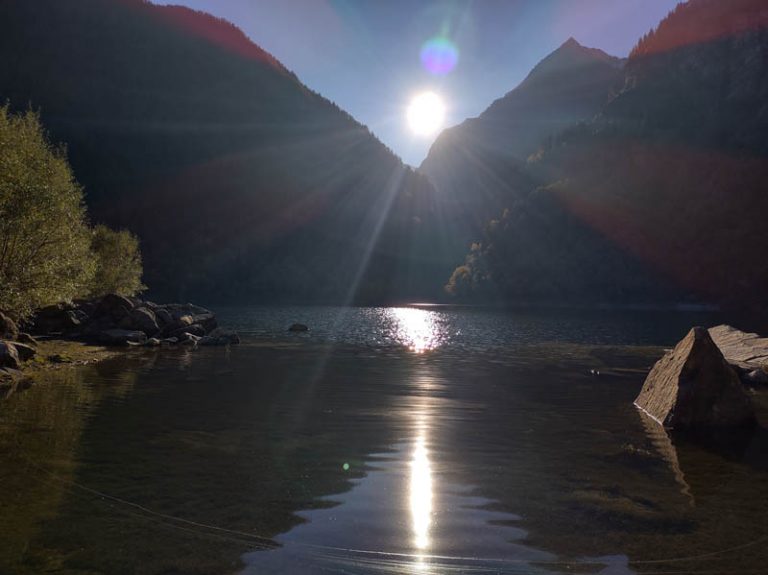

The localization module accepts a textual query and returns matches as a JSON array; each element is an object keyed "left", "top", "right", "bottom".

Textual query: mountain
[
  {"left": 0, "top": 0, "right": 451, "bottom": 304},
  {"left": 419, "top": 38, "right": 625, "bottom": 237},
  {"left": 444, "top": 0, "right": 768, "bottom": 314}
]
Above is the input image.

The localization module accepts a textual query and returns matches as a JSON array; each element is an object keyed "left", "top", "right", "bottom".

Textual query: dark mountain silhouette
[
  {"left": 419, "top": 38, "right": 624, "bottom": 231},
  {"left": 0, "top": 0, "right": 452, "bottom": 304},
  {"left": 442, "top": 0, "right": 768, "bottom": 314},
  {"left": 417, "top": 38, "right": 626, "bottom": 276}
]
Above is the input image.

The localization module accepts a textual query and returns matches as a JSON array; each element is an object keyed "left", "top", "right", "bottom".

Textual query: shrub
[
  {"left": 0, "top": 106, "right": 95, "bottom": 319},
  {"left": 88, "top": 225, "right": 146, "bottom": 298}
]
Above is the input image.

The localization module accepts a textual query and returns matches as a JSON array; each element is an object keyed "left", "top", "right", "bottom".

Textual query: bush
[
  {"left": 88, "top": 225, "right": 146, "bottom": 298},
  {"left": 0, "top": 106, "right": 95, "bottom": 319}
]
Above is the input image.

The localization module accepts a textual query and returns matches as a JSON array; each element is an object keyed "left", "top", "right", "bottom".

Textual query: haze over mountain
[
  {"left": 0, "top": 0, "right": 451, "bottom": 304},
  {"left": 440, "top": 0, "right": 768, "bottom": 314}
]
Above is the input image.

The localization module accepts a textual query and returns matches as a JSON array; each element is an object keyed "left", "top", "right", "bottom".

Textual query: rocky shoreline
[{"left": 0, "top": 293, "right": 240, "bottom": 380}]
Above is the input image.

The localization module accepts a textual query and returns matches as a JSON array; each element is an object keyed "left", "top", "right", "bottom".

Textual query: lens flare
[{"left": 420, "top": 37, "right": 458, "bottom": 75}]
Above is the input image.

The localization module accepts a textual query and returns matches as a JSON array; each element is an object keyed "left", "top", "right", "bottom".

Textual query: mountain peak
[
  {"left": 518, "top": 38, "right": 622, "bottom": 88},
  {"left": 561, "top": 36, "right": 582, "bottom": 49}
]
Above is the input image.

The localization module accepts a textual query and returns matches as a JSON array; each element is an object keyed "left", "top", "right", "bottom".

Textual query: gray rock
[
  {"left": 635, "top": 327, "right": 755, "bottom": 429},
  {"left": 708, "top": 325, "right": 768, "bottom": 371},
  {"left": 288, "top": 323, "right": 309, "bottom": 332},
  {"left": 0, "top": 341, "right": 20, "bottom": 370},
  {"left": 169, "top": 323, "right": 205, "bottom": 339},
  {"left": 16, "top": 333, "right": 37, "bottom": 348},
  {"left": 154, "top": 308, "right": 173, "bottom": 327},
  {"left": 161, "top": 337, "right": 179, "bottom": 345},
  {"left": 127, "top": 307, "right": 159, "bottom": 336},
  {"left": 0, "top": 312, "right": 18, "bottom": 340},
  {"left": 12, "top": 342, "right": 36, "bottom": 362},
  {"left": 743, "top": 368, "right": 768, "bottom": 387},
  {"left": 93, "top": 329, "right": 147, "bottom": 346},
  {"left": 145, "top": 338, "right": 162, "bottom": 347},
  {"left": 179, "top": 333, "right": 201, "bottom": 345},
  {"left": 94, "top": 293, "right": 134, "bottom": 321}
]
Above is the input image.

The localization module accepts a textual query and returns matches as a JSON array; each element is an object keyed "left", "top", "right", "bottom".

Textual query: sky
[{"left": 151, "top": 0, "right": 681, "bottom": 166}]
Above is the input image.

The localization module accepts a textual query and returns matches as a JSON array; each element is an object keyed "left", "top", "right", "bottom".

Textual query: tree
[
  {"left": 0, "top": 106, "right": 95, "bottom": 319},
  {"left": 88, "top": 225, "right": 146, "bottom": 298}
]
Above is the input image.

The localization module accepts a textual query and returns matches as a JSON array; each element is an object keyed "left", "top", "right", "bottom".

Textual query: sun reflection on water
[
  {"left": 410, "top": 433, "right": 432, "bottom": 551},
  {"left": 391, "top": 307, "right": 444, "bottom": 353}
]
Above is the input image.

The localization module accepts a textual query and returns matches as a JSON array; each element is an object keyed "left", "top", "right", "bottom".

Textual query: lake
[{"left": 1, "top": 306, "right": 766, "bottom": 575}]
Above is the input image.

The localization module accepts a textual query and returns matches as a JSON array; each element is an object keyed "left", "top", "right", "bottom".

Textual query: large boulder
[
  {"left": 122, "top": 307, "right": 159, "bottom": 336},
  {"left": 154, "top": 308, "right": 174, "bottom": 328},
  {"left": 94, "top": 293, "right": 134, "bottom": 322},
  {"left": 708, "top": 325, "right": 768, "bottom": 372},
  {"left": 635, "top": 327, "right": 756, "bottom": 429},
  {"left": 0, "top": 312, "right": 18, "bottom": 340},
  {"left": 32, "top": 304, "right": 83, "bottom": 334},
  {"left": 0, "top": 342, "right": 20, "bottom": 370}
]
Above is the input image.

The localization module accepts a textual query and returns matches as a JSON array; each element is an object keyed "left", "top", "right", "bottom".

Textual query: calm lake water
[{"left": 1, "top": 306, "right": 766, "bottom": 575}]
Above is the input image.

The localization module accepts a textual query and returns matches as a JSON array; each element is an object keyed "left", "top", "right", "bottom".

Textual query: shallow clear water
[{"left": 0, "top": 306, "right": 766, "bottom": 575}]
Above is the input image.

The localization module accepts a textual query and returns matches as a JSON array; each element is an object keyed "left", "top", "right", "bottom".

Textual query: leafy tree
[
  {"left": 0, "top": 106, "right": 94, "bottom": 319},
  {"left": 88, "top": 225, "right": 146, "bottom": 298}
]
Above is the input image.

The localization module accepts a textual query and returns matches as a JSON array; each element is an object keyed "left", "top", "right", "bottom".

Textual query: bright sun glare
[{"left": 407, "top": 92, "right": 446, "bottom": 137}]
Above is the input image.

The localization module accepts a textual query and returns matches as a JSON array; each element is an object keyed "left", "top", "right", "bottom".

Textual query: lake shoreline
[{"left": 0, "top": 339, "right": 119, "bottom": 399}]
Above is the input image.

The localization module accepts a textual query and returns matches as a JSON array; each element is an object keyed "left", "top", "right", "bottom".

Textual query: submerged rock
[
  {"left": 635, "top": 327, "right": 755, "bottom": 430},
  {"left": 288, "top": 323, "right": 309, "bottom": 332}
]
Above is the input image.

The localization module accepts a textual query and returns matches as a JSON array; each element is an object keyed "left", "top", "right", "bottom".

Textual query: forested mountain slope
[
  {"left": 0, "top": 0, "right": 449, "bottom": 303},
  {"left": 444, "top": 0, "right": 768, "bottom": 313}
]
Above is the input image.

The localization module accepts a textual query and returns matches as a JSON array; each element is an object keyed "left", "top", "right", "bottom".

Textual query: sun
[{"left": 407, "top": 92, "right": 446, "bottom": 137}]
